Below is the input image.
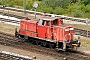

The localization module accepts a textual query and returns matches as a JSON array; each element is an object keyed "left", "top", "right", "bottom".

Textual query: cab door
[
  {"left": 37, "top": 20, "right": 46, "bottom": 38},
  {"left": 45, "top": 21, "right": 52, "bottom": 39}
]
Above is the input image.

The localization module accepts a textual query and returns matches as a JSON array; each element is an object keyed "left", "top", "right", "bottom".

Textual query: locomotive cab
[{"left": 37, "top": 17, "right": 80, "bottom": 51}]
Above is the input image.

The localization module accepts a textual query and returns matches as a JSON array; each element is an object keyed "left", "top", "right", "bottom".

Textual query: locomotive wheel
[
  {"left": 29, "top": 39, "right": 33, "bottom": 44},
  {"left": 49, "top": 44, "right": 54, "bottom": 49},
  {"left": 18, "top": 36, "right": 25, "bottom": 42},
  {"left": 36, "top": 41, "right": 39, "bottom": 45},
  {"left": 21, "top": 38, "right": 26, "bottom": 42},
  {"left": 43, "top": 42, "right": 46, "bottom": 47},
  {"left": 36, "top": 41, "right": 41, "bottom": 46},
  {"left": 40, "top": 41, "right": 43, "bottom": 46},
  {"left": 31, "top": 41, "right": 33, "bottom": 44},
  {"left": 24, "top": 36, "right": 28, "bottom": 41}
]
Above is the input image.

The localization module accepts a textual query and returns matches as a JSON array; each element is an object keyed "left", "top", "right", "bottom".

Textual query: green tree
[
  {"left": 81, "top": 0, "right": 90, "bottom": 6},
  {"left": 42, "top": 0, "right": 72, "bottom": 8}
]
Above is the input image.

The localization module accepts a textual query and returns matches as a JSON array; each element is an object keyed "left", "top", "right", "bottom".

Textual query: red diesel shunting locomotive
[{"left": 15, "top": 17, "right": 80, "bottom": 51}]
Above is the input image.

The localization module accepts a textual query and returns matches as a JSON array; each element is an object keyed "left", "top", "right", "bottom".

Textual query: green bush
[
  {"left": 82, "top": 4, "right": 90, "bottom": 13},
  {"left": 8, "top": 1, "right": 15, "bottom": 7},
  {"left": 53, "top": 7, "right": 66, "bottom": 15},
  {"left": 0, "top": 0, "right": 90, "bottom": 18},
  {"left": 67, "top": 4, "right": 83, "bottom": 14},
  {"left": 72, "top": 10, "right": 84, "bottom": 17},
  {"left": 84, "top": 12, "right": 90, "bottom": 18},
  {"left": 42, "top": 0, "right": 71, "bottom": 8},
  {"left": 42, "top": 7, "right": 53, "bottom": 14},
  {"left": 37, "top": 2, "right": 53, "bottom": 13},
  {"left": 26, "top": 2, "right": 32, "bottom": 10}
]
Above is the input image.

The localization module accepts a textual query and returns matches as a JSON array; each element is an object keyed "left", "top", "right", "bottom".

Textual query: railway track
[
  {"left": 0, "top": 31, "right": 90, "bottom": 60},
  {"left": 0, "top": 6, "right": 90, "bottom": 24},
  {"left": 0, "top": 6, "right": 90, "bottom": 38},
  {"left": 0, "top": 18, "right": 19, "bottom": 24},
  {"left": 0, "top": 52, "right": 31, "bottom": 60},
  {"left": 0, "top": 14, "right": 90, "bottom": 38},
  {"left": 74, "top": 28, "right": 90, "bottom": 37},
  {"left": 0, "top": 12, "right": 25, "bottom": 19},
  {"left": 0, "top": 31, "right": 35, "bottom": 60}
]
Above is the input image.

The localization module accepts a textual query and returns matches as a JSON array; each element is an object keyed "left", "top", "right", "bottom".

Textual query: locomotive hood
[{"left": 53, "top": 25, "right": 74, "bottom": 42}]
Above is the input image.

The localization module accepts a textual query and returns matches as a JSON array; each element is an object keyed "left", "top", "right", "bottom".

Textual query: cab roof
[{"left": 39, "top": 16, "right": 60, "bottom": 21}]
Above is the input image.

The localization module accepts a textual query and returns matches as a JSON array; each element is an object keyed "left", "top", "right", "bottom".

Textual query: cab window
[{"left": 38, "top": 19, "right": 45, "bottom": 26}]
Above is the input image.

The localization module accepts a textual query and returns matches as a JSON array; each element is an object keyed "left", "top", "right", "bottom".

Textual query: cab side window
[
  {"left": 46, "top": 21, "right": 50, "bottom": 26},
  {"left": 53, "top": 19, "right": 57, "bottom": 25},
  {"left": 38, "top": 19, "right": 45, "bottom": 26}
]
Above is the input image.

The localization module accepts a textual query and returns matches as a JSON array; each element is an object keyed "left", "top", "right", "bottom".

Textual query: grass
[
  {"left": 0, "top": 22, "right": 19, "bottom": 34},
  {"left": 79, "top": 37, "right": 90, "bottom": 51},
  {"left": 72, "top": 24, "right": 90, "bottom": 30},
  {"left": 80, "top": 38, "right": 90, "bottom": 47}
]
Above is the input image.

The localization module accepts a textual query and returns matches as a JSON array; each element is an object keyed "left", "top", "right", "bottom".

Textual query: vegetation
[
  {"left": 0, "top": 0, "right": 90, "bottom": 18},
  {"left": 73, "top": 24, "right": 90, "bottom": 30},
  {"left": 0, "top": 22, "right": 19, "bottom": 33}
]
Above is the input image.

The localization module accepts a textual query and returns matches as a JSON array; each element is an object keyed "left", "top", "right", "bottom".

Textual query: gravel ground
[
  {"left": 78, "top": 37, "right": 90, "bottom": 55},
  {"left": 0, "top": 23, "right": 61, "bottom": 60},
  {"left": 0, "top": 44, "right": 60, "bottom": 60},
  {"left": 0, "top": 21, "right": 90, "bottom": 60}
]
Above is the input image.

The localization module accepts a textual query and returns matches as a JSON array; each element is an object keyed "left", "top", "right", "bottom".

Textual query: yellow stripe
[{"left": 72, "top": 44, "right": 78, "bottom": 47}]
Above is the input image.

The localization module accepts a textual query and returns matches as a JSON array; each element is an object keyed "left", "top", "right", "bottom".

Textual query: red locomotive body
[{"left": 15, "top": 17, "right": 80, "bottom": 51}]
